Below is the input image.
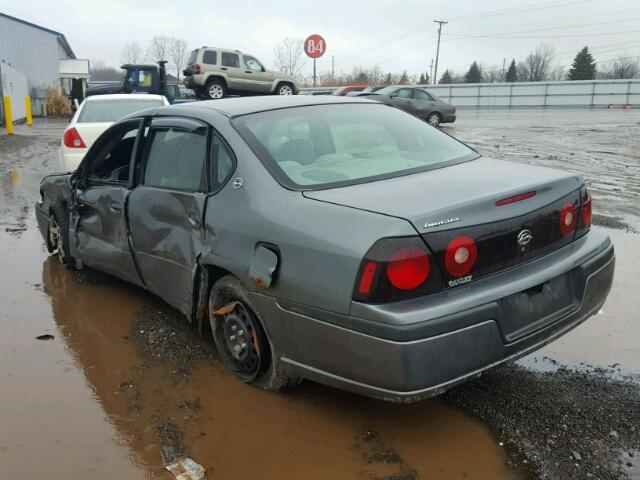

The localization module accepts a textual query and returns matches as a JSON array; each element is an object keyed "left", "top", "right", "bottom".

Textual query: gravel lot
[{"left": 0, "top": 109, "right": 638, "bottom": 480}]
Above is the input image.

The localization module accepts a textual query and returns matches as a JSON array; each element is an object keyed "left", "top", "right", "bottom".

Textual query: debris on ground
[
  {"left": 131, "top": 306, "right": 211, "bottom": 378},
  {"left": 35, "top": 334, "right": 55, "bottom": 341},
  {"left": 161, "top": 446, "right": 206, "bottom": 480},
  {"left": 447, "top": 364, "right": 640, "bottom": 480},
  {"left": 353, "top": 427, "right": 418, "bottom": 480}
]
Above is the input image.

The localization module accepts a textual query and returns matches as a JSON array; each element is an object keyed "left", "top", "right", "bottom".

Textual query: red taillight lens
[
  {"left": 386, "top": 247, "right": 430, "bottom": 290},
  {"left": 560, "top": 203, "right": 577, "bottom": 236},
  {"left": 63, "top": 127, "right": 86, "bottom": 148},
  {"left": 444, "top": 235, "right": 478, "bottom": 277},
  {"left": 193, "top": 63, "right": 201, "bottom": 74},
  {"left": 352, "top": 237, "right": 444, "bottom": 303},
  {"left": 581, "top": 191, "right": 592, "bottom": 227}
]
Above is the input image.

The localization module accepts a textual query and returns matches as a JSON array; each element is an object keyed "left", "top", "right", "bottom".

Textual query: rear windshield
[
  {"left": 232, "top": 103, "right": 476, "bottom": 189},
  {"left": 187, "top": 49, "right": 197, "bottom": 65},
  {"left": 78, "top": 99, "right": 165, "bottom": 123}
]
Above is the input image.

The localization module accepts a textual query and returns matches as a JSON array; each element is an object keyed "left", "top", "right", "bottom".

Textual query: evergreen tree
[
  {"left": 439, "top": 70, "right": 454, "bottom": 84},
  {"left": 398, "top": 70, "right": 409, "bottom": 85},
  {"left": 505, "top": 59, "right": 518, "bottom": 82},
  {"left": 568, "top": 46, "right": 596, "bottom": 80},
  {"left": 384, "top": 73, "right": 393, "bottom": 85},
  {"left": 464, "top": 61, "right": 482, "bottom": 83},
  {"left": 419, "top": 73, "right": 426, "bottom": 84}
]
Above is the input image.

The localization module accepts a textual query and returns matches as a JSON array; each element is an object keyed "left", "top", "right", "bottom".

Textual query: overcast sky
[{"left": 1, "top": 0, "right": 639, "bottom": 80}]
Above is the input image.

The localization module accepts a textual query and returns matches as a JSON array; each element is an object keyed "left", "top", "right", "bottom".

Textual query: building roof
[{"left": 0, "top": 12, "right": 76, "bottom": 59}]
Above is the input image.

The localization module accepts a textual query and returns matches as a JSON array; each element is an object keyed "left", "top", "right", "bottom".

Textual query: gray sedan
[
  {"left": 35, "top": 96, "right": 614, "bottom": 402},
  {"left": 359, "top": 86, "right": 456, "bottom": 126}
]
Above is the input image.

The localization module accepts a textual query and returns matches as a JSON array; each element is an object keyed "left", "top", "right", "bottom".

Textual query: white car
[{"left": 59, "top": 94, "right": 170, "bottom": 171}]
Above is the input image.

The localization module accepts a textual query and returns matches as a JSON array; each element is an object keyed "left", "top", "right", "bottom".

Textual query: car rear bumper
[
  {"left": 252, "top": 230, "right": 614, "bottom": 402},
  {"left": 442, "top": 112, "right": 456, "bottom": 123}
]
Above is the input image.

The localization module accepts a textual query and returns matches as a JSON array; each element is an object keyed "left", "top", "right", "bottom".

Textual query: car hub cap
[
  {"left": 428, "top": 115, "right": 439, "bottom": 126},
  {"left": 221, "top": 304, "right": 261, "bottom": 377},
  {"left": 209, "top": 85, "right": 223, "bottom": 98},
  {"left": 279, "top": 85, "right": 292, "bottom": 95},
  {"left": 48, "top": 215, "right": 66, "bottom": 263}
]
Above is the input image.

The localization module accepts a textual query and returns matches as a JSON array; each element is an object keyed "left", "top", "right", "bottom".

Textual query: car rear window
[
  {"left": 77, "top": 99, "right": 165, "bottom": 123},
  {"left": 187, "top": 50, "right": 197, "bottom": 64},
  {"left": 232, "top": 104, "right": 476, "bottom": 189}
]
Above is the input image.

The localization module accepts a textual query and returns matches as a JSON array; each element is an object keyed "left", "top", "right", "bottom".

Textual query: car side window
[
  {"left": 203, "top": 50, "right": 217, "bottom": 65},
  {"left": 395, "top": 89, "right": 413, "bottom": 99},
  {"left": 243, "top": 55, "right": 263, "bottom": 71},
  {"left": 85, "top": 122, "right": 141, "bottom": 184},
  {"left": 413, "top": 89, "right": 433, "bottom": 101},
  {"left": 210, "top": 136, "right": 235, "bottom": 188},
  {"left": 221, "top": 52, "right": 240, "bottom": 68},
  {"left": 143, "top": 126, "right": 207, "bottom": 191}
]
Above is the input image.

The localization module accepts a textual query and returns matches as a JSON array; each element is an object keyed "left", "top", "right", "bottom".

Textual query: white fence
[
  {"left": 425, "top": 79, "right": 640, "bottom": 107},
  {"left": 300, "top": 79, "right": 640, "bottom": 107},
  {"left": 0, "top": 63, "right": 28, "bottom": 121}
]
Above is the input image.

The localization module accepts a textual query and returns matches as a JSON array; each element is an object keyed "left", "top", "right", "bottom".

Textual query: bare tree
[
  {"left": 274, "top": 37, "right": 306, "bottom": 78},
  {"left": 484, "top": 64, "right": 505, "bottom": 83},
  {"left": 146, "top": 35, "right": 171, "bottom": 63},
  {"left": 518, "top": 43, "right": 555, "bottom": 81},
  {"left": 599, "top": 55, "right": 640, "bottom": 79},
  {"left": 169, "top": 37, "right": 189, "bottom": 80},
  {"left": 121, "top": 42, "right": 143, "bottom": 65}
]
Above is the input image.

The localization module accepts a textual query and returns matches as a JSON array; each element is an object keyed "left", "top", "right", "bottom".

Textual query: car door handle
[
  {"left": 245, "top": 70, "right": 253, "bottom": 74},
  {"left": 187, "top": 213, "right": 201, "bottom": 228},
  {"left": 221, "top": 67, "right": 228, "bottom": 70},
  {"left": 109, "top": 201, "right": 122, "bottom": 214}
]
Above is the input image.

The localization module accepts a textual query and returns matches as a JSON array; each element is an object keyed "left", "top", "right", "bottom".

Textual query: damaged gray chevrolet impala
[{"left": 35, "top": 96, "right": 615, "bottom": 402}]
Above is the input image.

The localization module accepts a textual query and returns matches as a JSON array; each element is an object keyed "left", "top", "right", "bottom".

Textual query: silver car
[
  {"left": 35, "top": 96, "right": 614, "bottom": 402},
  {"left": 359, "top": 86, "right": 456, "bottom": 126}
]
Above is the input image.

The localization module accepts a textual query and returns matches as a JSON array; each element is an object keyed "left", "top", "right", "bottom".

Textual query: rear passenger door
[
  {"left": 127, "top": 117, "right": 209, "bottom": 316},
  {"left": 220, "top": 52, "right": 244, "bottom": 91},
  {"left": 411, "top": 89, "right": 436, "bottom": 118}
]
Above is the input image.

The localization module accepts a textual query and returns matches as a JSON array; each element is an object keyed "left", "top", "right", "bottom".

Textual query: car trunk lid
[
  {"left": 73, "top": 122, "right": 113, "bottom": 149},
  {"left": 304, "top": 156, "right": 584, "bottom": 284}
]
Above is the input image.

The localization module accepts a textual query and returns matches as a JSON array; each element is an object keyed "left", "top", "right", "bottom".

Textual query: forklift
[{"left": 86, "top": 61, "right": 182, "bottom": 102}]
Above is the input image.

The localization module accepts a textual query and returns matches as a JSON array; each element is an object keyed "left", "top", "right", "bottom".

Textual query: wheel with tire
[
  {"left": 209, "top": 275, "right": 299, "bottom": 391},
  {"left": 204, "top": 79, "right": 226, "bottom": 100},
  {"left": 48, "top": 205, "right": 71, "bottom": 268},
  {"left": 426, "top": 112, "right": 442, "bottom": 127},
  {"left": 275, "top": 83, "right": 294, "bottom": 95}
]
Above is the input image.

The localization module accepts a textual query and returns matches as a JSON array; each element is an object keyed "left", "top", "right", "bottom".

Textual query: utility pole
[
  {"left": 502, "top": 58, "right": 506, "bottom": 81},
  {"left": 332, "top": 55, "right": 335, "bottom": 78},
  {"left": 433, "top": 19, "right": 448, "bottom": 85},
  {"left": 429, "top": 59, "right": 434, "bottom": 85}
]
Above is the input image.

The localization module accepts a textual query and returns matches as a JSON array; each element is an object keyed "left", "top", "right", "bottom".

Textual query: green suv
[{"left": 183, "top": 47, "right": 299, "bottom": 99}]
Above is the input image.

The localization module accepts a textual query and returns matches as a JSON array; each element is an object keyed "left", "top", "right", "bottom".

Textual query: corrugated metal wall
[
  {"left": 0, "top": 63, "right": 28, "bottom": 120},
  {"left": 0, "top": 16, "right": 66, "bottom": 96},
  {"left": 424, "top": 80, "right": 640, "bottom": 107}
]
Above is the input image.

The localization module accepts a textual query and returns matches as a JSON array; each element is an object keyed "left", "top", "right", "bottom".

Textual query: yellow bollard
[
  {"left": 3, "top": 96, "right": 13, "bottom": 135},
  {"left": 25, "top": 96, "right": 32, "bottom": 126}
]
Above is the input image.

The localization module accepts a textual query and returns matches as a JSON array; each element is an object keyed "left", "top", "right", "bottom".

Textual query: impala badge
[{"left": 517, "top": 229, "right": 533, "bottom": 251}]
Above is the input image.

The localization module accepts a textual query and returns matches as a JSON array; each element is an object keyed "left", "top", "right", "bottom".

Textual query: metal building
[{"left": 0, "top": 12, "right": 76, "bottom": 117}]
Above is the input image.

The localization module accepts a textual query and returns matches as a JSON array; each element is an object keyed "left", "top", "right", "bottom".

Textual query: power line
[
  {"left": 444, "top": 29, "right": 640, "bottom": 39},
  {"left": 448, "top": 0, "right": 595, "bottom": 21}
]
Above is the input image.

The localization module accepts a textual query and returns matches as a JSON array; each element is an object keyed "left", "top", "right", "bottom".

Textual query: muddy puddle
[{"left": 1, "top": 112, "right": 638, "bottom": 480}]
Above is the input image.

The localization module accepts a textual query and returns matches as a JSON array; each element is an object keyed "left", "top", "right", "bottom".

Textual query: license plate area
[{"left": 498, "top": 271, "right": 579, "bottom": 342}]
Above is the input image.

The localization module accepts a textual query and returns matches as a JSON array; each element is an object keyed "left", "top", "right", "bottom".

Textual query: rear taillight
[
  {"left": 444, "top": 235, "right": 478, "bottom": 277},
  {"left": 193, "top": 63, "right": 201, "bottom": 74},
  {"left": 352, "top": 237, "right": 444, "bottom": 303},
  {"left": 576, "top": 188, "right": 592, "bottom": 238},
  {"left": 559, "top": 203, "right": 577, "bottom": 236},
  {"left": 63, "top": 127, "right": 86, "bottom": 148}
]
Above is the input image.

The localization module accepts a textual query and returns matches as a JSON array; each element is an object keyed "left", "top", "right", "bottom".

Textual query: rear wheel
[
  {"left": 205, "top": 79, "right": 226, "bottom": 99},
  {"left": 426, "top": 112, "right": 442, "bottom": 127},
  {"left": 48, "top": 206, "right": 71, "bottom": 268},
  {"left": 209, "top": 275, "right": 299, "bottom": 391},
  {"left": 275, "top": 83, "right": 294, "bottom": 95}
]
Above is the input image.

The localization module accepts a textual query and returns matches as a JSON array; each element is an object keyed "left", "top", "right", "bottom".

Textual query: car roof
[
  {"left": 84, "top": 94, "right": 167, "bottom": 102},
  {"left": 169, "top": 95, "right": 377, "bottom": 118}
]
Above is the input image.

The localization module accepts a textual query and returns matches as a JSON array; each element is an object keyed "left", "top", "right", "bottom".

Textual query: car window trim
[
  {"left": 138, "top": 117, "right": 210, "bottom": 193},
  {"left": 76, "top": 118, "right": 144, "bottom": 188},
  {"left": 208, "top": 131, "right": 237, "bottom": 195}
]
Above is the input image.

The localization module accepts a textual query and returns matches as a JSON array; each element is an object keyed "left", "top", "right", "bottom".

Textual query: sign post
[{"left": 304, "top": 34, "right": 326, "bottom": 87}]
